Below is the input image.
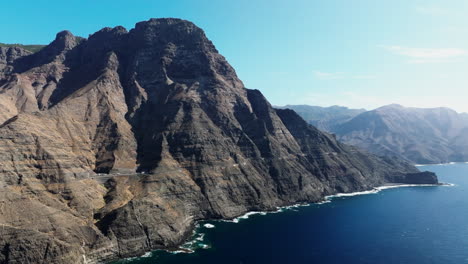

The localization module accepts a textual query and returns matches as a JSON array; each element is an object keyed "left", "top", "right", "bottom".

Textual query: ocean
[{"left": 113, "top": 163, "right": 468, "bottom": 264}]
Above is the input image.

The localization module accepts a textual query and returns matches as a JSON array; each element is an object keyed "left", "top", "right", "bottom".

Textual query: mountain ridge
[
  {"left": 276, "top": 105, "right": 366, "bottom": 132},
  {"left": 0, "top": 43, "right": 46, "bottom": 53},
  {"left": 285, "top": 104, "right": 468, "bottom": 164}
]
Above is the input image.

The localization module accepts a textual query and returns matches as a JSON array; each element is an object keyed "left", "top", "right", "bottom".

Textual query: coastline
[
  {"left": 114, "top": 182, "right": 451, "bottom": 263},
  {"left": 415, "top": 161, "right": 468, "bottom": 166}
]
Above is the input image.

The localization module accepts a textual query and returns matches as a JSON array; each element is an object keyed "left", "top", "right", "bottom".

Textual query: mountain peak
[
  {"left": 92, "top": 26, "right": 128, "bottom": 36},
  {"left": 131, "top": 18, "right": 210, "bottom": 46},
  {"left": 136, "top": 17, "right": 196, "bottom": 28},
  {"left": 377, "top": 104, "right": 404, "bottom": 110},
  {"left": 52, "top": 30, "right": 78, "bottom": 51}
]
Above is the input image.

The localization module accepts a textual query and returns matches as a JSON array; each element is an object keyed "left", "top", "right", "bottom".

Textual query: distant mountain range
[
  {"left": 277, "top": 105, "right": 366, "bottom": 131},
  {"left": 282, "top": 104, "right": 468, "bottom": 164}
]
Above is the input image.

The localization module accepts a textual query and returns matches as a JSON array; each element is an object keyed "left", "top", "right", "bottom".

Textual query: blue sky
[{"left": 2, "top": 0, "right": 468, "bottom": 112}]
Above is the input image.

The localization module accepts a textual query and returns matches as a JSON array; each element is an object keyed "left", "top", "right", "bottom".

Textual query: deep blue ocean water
[{"left": 114, "top": 163, "right": 468, "bottom": 264}]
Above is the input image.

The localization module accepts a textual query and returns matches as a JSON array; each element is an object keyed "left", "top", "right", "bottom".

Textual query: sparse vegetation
[{"left": 0, "top": 43, "right": 46, "bottom": 53}]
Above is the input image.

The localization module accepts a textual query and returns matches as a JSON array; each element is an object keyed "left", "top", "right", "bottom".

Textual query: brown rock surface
[{"left": 0, "top": 18, "right": 437, "bottom": 263}]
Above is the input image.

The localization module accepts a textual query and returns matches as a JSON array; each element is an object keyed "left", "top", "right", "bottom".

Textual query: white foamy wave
[
  {"left": 442, "top": 183, "right": 456, "bottom": 187},
  {"left": 169, "top": 250, "right": 189, "bottom": 254},
  {"left": 223, "top": 211, "right": 268, "bottom": 223},
  {"left": 376, "top": 184, "right": 437, "bottom": 190},
  {"left": 326, "top": 189, "right": 379, "bottom": 198},
  {"left": 140, "top": 252, "right": 152, "bottom": 258},
  {"left": 222, "top": 203, "right": 313, "bottom": 223},
  {"left": 316, "top": 200, "right": 331, "bottom": 205},
  {"left": 324, "top": 183, "right": 447, "bottom": 202},
  {"left": 416, "top": 161, "right": 466, "bottom": 166},
  {"left": 130, "top": 222, "right": 217, "bottom": 257},
  {"left": 415, "top": 163, "right": 447, "bottom": 166},
  {"left": 195, "top": 233, "right": 205, "bottom": 241},
  {"left": 170, "top": 225, "right": 211, "bottom": 254},
  {"left": 281, "top": 203, "right": 311, "bottom": 210}
]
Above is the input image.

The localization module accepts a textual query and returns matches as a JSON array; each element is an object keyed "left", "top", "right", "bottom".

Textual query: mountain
[
  {"left": 335, "top": 104, "right": 468, "bottom": 164},
  {"left": 288, "top": 104, "right": 468, "bottom": 164},
  {"left": 277, "top": 105, "right": 365, "bottom": 131},
  {"left": 0, "top": 19, "right": 436, "bottom": 264}
]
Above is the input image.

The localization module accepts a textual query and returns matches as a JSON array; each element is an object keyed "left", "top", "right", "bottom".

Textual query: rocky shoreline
[{"left": 108, "top": 180, "right": 447, "bottom": 264}]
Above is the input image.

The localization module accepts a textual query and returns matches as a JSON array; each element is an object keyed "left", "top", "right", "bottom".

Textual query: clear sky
[{"left": 2, "top": 0, "right": 468, "bottom": 112}]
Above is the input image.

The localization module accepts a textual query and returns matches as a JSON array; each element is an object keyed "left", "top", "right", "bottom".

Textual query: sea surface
[{"left": 113, "top": 163, "right": 468, "bottom": 264}]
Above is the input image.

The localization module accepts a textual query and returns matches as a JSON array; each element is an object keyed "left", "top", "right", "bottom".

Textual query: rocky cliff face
[
  {"left": 0, "top": 46, "right": 31, "bottom": 81},
  {"left": 0, "top": 18, "right": 437, "bottom": 264}
]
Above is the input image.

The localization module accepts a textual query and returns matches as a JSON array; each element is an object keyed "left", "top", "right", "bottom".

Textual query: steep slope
[
  {"left": 333, "top": 104, "right": 468, "bottom": 164},
  {"left": 0, "top": 19, "right": 437, "bottom": 264},
  {"left": 277, "top": 105, "right": 365, "bottom": 132}
]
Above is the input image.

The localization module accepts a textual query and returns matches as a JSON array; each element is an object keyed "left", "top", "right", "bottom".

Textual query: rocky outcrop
[
  {"left": 0, "top": 18, "right": 438, "bottom": 264},
  {"left": 0, "top": 46, "right": 31, "bottom": 80},
  {"left": 0, "top": 46, "right": 31, "bottom": 66}
]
